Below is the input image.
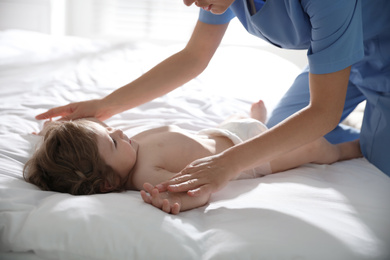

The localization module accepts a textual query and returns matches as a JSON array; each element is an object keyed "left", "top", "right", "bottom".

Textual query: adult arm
[
  {"left": 158, "top": 66, "right": 351, "bottom": 196},
  {"left": 157, "top": 0, "right": 360, "bottom": 196},
  {"left": 36, "top": 21, "right": 229, "bottom": 121}
]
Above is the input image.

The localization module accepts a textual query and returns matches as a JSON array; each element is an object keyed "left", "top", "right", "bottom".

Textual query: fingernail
[{"left": 155, "top": 184, "right": 163, "bottom": 190}]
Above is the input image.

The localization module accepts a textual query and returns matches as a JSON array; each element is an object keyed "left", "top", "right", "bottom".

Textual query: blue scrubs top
[
  {"left": 199, "top": 0, "right": 389, "bottom": 76},
  {"left": 199, "top": 0, "right": 390, "bottom": 176}
]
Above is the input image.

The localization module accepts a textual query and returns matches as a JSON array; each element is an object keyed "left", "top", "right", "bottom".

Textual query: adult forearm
[
  {"left": 96, "top": 21, "right": 228, "bottom": 118},
  {"left": 225, "top": 67, "right": 351, "bottom": 175},
  {"left": 101, "top": 48, "right": 207, "bottom": 117},
  {"left": 223, "top": 105, "right": 340, "bottom": 176}
]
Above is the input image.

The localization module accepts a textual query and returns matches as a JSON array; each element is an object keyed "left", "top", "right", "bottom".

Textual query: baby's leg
[
  {"left": 220, "top": 100, "right": 267, "bottom": 126},
  {"left": 269, "top": 138, "right": 362, "bottom": 173},
  {"left": 250, "top": 100, "right": 267, "bottom": 124}
]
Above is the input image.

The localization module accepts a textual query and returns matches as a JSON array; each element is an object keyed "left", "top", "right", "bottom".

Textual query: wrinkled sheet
[{"left": 1, "top": 30, "right": 390, "bottom": 260}]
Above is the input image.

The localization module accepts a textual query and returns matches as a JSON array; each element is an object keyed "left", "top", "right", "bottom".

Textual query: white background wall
[
  {"left": 0, "top": 0, "right": 307, "bottom": 68},
  {"left": 0, "top": 0, "right": 65, "bottom": 34}
]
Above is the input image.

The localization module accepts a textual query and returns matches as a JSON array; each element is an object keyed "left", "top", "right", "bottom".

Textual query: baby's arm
[{"left": 141, "top": 183, "right": 210, "bottom": 215}]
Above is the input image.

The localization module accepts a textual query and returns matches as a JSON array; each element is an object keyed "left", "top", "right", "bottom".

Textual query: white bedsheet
[{"left": 1, "top": 30, "right": 390, "bottom": 260}]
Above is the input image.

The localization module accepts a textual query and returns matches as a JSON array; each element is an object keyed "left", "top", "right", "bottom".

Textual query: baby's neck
[{"left": 124, "top": 162, "right": 138, "bottom": 191}]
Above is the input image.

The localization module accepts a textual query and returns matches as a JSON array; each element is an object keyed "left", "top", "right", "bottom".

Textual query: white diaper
[{"left": 198, "top": 118, "right": 272, "bottom": 179}]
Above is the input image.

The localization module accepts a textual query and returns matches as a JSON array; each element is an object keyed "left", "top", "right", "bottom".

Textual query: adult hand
[
  {"left": 156, "top": 153, "right": 239, "bottom": 197},
  {"left": 35, "top": 99, "right": 112, "bottom": 121}
]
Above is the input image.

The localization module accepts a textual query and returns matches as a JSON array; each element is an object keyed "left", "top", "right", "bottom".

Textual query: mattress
[{"left": 1, "top": 30, "right": 390, "bottom": 260}]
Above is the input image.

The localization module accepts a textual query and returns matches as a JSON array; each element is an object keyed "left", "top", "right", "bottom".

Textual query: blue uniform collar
[{"left": 230, "top": 0, "right": 311, "bottom": 49}]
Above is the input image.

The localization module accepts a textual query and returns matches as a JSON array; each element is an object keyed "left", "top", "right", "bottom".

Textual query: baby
[{"left": 24, "top": 101, "right": 362, "bottom": 214}]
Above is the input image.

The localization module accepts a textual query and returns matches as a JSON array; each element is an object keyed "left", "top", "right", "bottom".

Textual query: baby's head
[{"left": 24, "top": 120, "right": 130, "bottom": 195}]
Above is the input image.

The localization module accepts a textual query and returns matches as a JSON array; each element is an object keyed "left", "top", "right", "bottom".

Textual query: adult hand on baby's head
[{"left": 35, "top": 99, "right": 111, "bottom": 121}]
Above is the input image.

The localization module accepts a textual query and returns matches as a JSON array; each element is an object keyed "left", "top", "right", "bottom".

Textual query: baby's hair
[{"left": 24, "top": 120, "right": 124, "bottom": 195}]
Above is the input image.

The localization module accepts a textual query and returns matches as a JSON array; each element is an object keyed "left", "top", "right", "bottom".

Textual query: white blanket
[{"left": 1, "top": 30, "right": 389, "bottom": 260}]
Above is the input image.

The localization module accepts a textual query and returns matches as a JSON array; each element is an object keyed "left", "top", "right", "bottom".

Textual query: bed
[{"left": 1, "top": 29, "right": 389, "bottom": 260}]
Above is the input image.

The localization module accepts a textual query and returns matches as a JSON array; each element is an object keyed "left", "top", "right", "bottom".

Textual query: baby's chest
[{"left": 144, "top": 134, "right": 213, "bottom": 173}]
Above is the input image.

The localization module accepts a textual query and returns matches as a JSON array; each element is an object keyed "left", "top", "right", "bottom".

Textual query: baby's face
[{"left": 92, "top": 123, "right": 138, "bottom": 184}]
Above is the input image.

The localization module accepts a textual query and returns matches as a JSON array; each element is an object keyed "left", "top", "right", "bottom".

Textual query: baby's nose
[{"left": 118, "top": 129, "right": 125, "bottom": 139}]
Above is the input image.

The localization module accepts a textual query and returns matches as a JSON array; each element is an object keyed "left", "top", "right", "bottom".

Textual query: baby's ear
[{"left": 100, "top": 180, "right": 115, "bottom": 193}]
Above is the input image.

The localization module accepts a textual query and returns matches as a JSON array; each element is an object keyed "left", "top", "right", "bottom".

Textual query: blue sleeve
[
  {"left": 303, "top": 0, "right": 364, "bottom": 74},
  {"left": 198, "top": 8, "right": 236, "bottom": 25}
]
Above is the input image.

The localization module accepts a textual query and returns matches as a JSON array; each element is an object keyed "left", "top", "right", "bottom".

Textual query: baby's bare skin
[
  {"left": 139, "top": 101, "right": 362, "bottom": 214},
  {"left": 129, "top": 125, "right": 234, "bottom": 190},
  {"left": 38, "top": 101, "right": 361, "bottom": 214},
  {"left": 138, "top": 101, "right": 269, "bottom": 214}
]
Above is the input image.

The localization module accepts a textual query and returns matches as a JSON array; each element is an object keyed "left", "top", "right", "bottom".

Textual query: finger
[
  {"left": 35, "top": 105, "right": 71, "bottom": 120},
  {"left": 167, "top": 173, "right": 198, "bottom": 186},
  {"left": 162, "top": 199, "right": 171, "bottom": 213},
  {"left": 155, "top": 158, "right": 209, "bottom": 189},
  {"left": 171, "top": 203, "right": 180, "bottom": 215},
  {"left": 151, "top": 188, "right": 160, "bottom": 198},
  {"left": 156, "top": 174, "right": 193, "bottom": 192},
  {"left": 155, "top": 183, "right": 168, "bottom": 192},
  {"left": 167, "top": 178, "right": 203, "bottom": 193},
  {"left": 143, "top": 182, "right": 155, "bottom": 193},
  {"left": 151, "top": 188, "right": 163, "bottom": 208},
  {"left": 169, "top": 170, "right": 187, "bottom": 179},
  {"left": 179, "top": 163, "right": 210, "bottom": 176},
  {"left": 59, "top": 112, "right": 89, "bottom": 121},
  {"left": 140, "top": 190, "right": 152, "bottom": 204}
]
